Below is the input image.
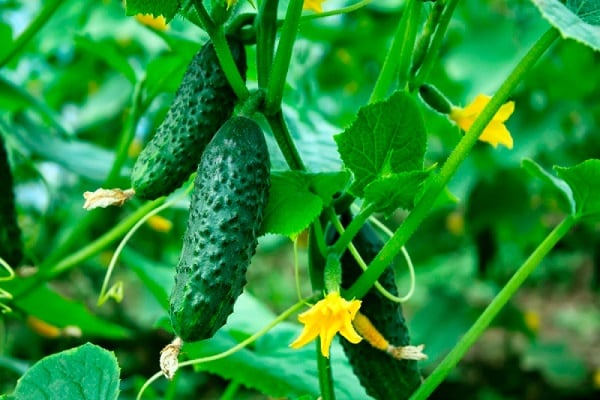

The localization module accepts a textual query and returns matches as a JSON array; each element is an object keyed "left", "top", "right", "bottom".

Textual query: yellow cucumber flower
[
  {"left": 304, "top": 0, "right": 326, "bottom": 13},
  {"left": 290, "top": 291, "right": 362, "bottom": 358},
  {"left": 146, "top": 215, "right": 173, "bottom": 233},
  {"left": 449, "top": 94, "right": 515, "bottom": 149},
  {"left": 134, "top": 14, "right": 169, "bottom": 31}
]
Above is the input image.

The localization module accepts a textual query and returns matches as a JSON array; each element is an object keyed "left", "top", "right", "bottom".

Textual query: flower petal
[
  {"left": 289, "top": 291, "right": 363, "bottom": 357},
  {"left": 339, "top": 320, "right": 363, "bottom": 344},
  {"left": 461, "top": 94, "right": 490, "bottom": 116},
  {"left": 479, "top": 122, "right": 514, "bottom": 149},
  {"left": 303, "top": 0, "right": 324, "bottom": 13},
  {"left": 290, "top": 324, "right": 319, "bottom": 349},
  {"left": 493, "top": 100, "right": 515, "bottom": 122},
  {"left": 449, "top": 93, "right": 515, "bottom": 150}
]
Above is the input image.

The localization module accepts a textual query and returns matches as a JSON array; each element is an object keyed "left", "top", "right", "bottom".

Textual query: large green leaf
[
  {"left": 554, "top": 159, "right": 600, "bottom": 222},
  {"left": 262, "top": 170, "right": 350, "bottom": 237},
  {"left": 334, "top": 91, "right": 426, "bottom": 197},
  {"left": 522, "top": 158, "right": 575, "bottom": 214},
  {"left": 6, "top": 343, "right": 120, "bottom": 400},
  {"left": 185, "top": 323, "right": 369, "bottom": 400},
  {"left": 16, "top": 284, "right": 131, "bottom": 339},
  {"left": 11, "top": 123, "right": 115, "bottom": 182},
  {"left": 363, "top": 170, "right": 430, "bottom": 215},
  {"left": 522, "top": 341, "right": 588, "bottom": 388},
  {"left": 531, "top": 0, "right": 600, "bottom": 51},
  {"left": 124, "top": 0, "right": 181, "bottom": 22}
]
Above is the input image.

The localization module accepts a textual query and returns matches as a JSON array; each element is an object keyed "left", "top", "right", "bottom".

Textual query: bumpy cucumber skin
[
  {"left": 131, "top": 38, "right": 247, "bottom": 200},
  {"left": 169, "top": 116, "right": 270, "bottom": 342},
  {"left": 334, "top": 217, "right": 421, "bottom": 400},
  {"left": 0, "top": 135, "right": 23, "bottom": 267}
]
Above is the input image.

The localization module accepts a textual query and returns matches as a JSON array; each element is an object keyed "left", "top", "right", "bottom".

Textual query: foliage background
[{"left": 1, "top": 0, "right": 599, "bottom": 399}]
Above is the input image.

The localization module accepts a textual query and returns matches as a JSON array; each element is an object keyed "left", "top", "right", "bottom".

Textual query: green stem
[
  {"left": 220, "top": 381, "right": 241, "bottom": 400},
  {"left": 105, "top": 79, "right": 144, "bottom": 185},
  {"left": 349, "top": 27, "right": 560, "bottom": 299},
  {"left": 411, "top": 0, "right": 459, "bottom": 90},
  {"left": 137, "top": 295, "right": 318, "bottom": 400},
  {"left": 411, "top": 0, "right": 444, "bottom": 75},
  {"left": 211, "top": 30, "right": 250, "bottom": 101},
  {"left": 410, "top": 215, "right": 576, "bottom": 400},
  {"left": 42, "top": 81, "right": 143, "bottom": 267},
  {"left": 312, "top": 217, "right": 328, "bottom": 257},
  {"left": 192, "top": 0, "right": 216, "bottom": 32},
  {"left": 330, "top": 203, "right": 375, "bottom": 257},
  {"left": 369, "top": 0, "right": 420, "bottom": 103},
  {"left": 192, "top": 0, "right": 249, "bottom": 101},
  {"left": 256, "top": 0, "right": 279, "bottom": 88},
  {"left": 0, "top": 0, "right": 64, "bottom": 68},
  {"left": 317, "top": 339, "right": 336, "bottom": 400},
  {"left": 265, "top": 0, "right": 304, "bottom": 115},
  {"left": 397, "top": 0, "right": 421, "bottom": 89},
  {"left": 13, "top": 198, "right": 165, "bottom": 298},
  {"left": 265, "top": 109, "right": 305, "bottom": 170}
]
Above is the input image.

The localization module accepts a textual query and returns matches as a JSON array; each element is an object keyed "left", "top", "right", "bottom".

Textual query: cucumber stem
[
  {"left": 349, "top": 27, "right": 560, "bottom": 299},
  {"left": 256, "top": 0, "right": 279, "bottom": 89},
  {"left": 265, "top": 0, "right": 304, "bottom": 115},
  {"left": 410, "top": 215, "right": 576, "bottom": 399},
  {"left": 0, "top": 0, "right": 64, "bottom": 68}
]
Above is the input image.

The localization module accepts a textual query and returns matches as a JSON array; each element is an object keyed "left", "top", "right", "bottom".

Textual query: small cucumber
[
  {"left": 169, "top": 116, "right": 270, "bottom": 342},
  {"left": 332, "top": 214, "right": 421, "bottom": 400},
  {"left": 0, "top": 134, "right": 23, "bottom": 267},
  {"left": 131, "top": 37, "right": 247, "bottom": 200}
]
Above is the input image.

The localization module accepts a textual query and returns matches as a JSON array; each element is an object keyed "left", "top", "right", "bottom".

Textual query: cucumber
[
  {"left": 332, "top": 214, "right": 421, "bottom": 400},
  {"left": 0, "top": 134, "right": 23, "bottom": 267},
  {"left": 169, "top": 116, "right": 270, "bottom": 342},
  {"left": 131, "top": 37, "right": 247, "bottom": 200}
]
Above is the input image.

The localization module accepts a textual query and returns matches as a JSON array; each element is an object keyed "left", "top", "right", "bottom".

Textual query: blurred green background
[{"left": 0, "top": 0, "right": 599, "bottom": 399}]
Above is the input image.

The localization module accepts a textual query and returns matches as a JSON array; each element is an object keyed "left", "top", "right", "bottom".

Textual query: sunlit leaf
[
  {"left": 334, "top": 91, "right": 426, "bottom": 197},
  {"left": 124, "top": 0, "right": 181, "bottom": 22},
  {"left": 262, "top": 170, "right": 350, "bottom": 237},
  {"left": 522, "top": 158, "right": 575, "bottom": 214},
  {"left": 6, "top": 343, "right": 119, "bottom": 400},
  {"left": 531, "top": 0, "right": 600, "bottom": 51},
  {"left": 555, "top": 159, "right": 600, "bottom": 221},
  {"left": 363, "top": 170, "right": 430, "bottom": 216},
  {"left": 16, "top": 284, "right": 131, "bottom": 339}
]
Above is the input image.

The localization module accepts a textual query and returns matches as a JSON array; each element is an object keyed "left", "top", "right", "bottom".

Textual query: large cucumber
[
  {"left": 131, "top": 37, "right": 247, "bottom": 200},
  {"left": 169, "top": 116, "right": 270, "bottom": 342},
  {"left": 333, "top": 215, "right": 421, "bottom": 400},
  {"left": 0, "top": 134, "right": 23, "bottom": 267}
]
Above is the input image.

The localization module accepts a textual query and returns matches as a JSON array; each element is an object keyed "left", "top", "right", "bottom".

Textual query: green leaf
[
  {"left": 523, "top": 341, "right": 588, "bottom": 388},
  {"left": 124, "top": 0, "right": 181, "bottom": 22},
  {"left": 363, "top": 170, "right": 430, "bottom": 215},
  {"left": 185, "top": 324, "right": 368, "bottom": 400},
  {"left": 531, "top": 0, "right": 600, "bottom": 51},
  {"left": 16, "top": 284, "right": 131, "bottom": 339},
  {"left": 75, "top": 35, "right": 137, "bottom": 83},
  {"left": 334, "top": 91, "right": 426, "bottom": 197},
  {"left": 567, "top": 0, "right": 600, "bottom": 25},
  {"left": 522, "top": 158, "right": 575, "bottom": 214},
  {"left": 11, "top": 122, "right": 115, "bottom": 182},
  {"left": 262, "top": 170, "right": 350, "bottom": 237},
  {"left": 554, "top": 159, "right": 600, "bottom": 221},
  {"left": 121, "top": 247, "right": 171, "bottom": 311},
  {"left": 8, "top": 343, "right": 120, "bottom": 400}
]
